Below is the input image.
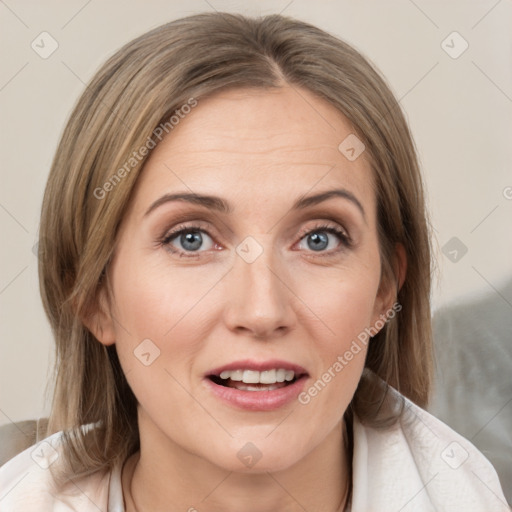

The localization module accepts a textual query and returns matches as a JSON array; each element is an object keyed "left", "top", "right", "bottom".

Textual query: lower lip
[{"left": 204, "top": 376, "right": 308, "bottom": 411}]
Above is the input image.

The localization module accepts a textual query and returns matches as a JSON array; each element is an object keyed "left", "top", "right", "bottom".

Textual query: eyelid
[{"left": 160, "top": 220, "right": 214, "bottom": 244}]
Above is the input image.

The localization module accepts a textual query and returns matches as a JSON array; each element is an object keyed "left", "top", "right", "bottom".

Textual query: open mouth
[
  {"left": 204, "top": 362, "right": 309, "bottom": 410},
  {"left": 208, "top": 369, "right": 305, "bottom": 392}
]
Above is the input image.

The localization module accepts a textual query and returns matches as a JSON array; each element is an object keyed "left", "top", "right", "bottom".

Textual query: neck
[{"left": 123, "top": 410, "right": 351, "bottom": 512}]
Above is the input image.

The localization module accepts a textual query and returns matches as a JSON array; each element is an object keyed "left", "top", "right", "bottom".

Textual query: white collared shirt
[{"left": 1, "top": 393, "right": 509, "bottom": 511}]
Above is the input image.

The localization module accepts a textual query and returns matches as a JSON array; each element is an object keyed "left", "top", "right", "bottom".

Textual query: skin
[{"left": 89, "top": 85, "right": 402, "bottom": 512}]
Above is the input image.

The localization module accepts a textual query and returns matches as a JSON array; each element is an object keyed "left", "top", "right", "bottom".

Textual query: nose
[{"left": 222, "top": 240, "right": 296, "bottom": 339}]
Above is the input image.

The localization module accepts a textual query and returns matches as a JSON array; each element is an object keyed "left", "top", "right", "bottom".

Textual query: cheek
[
  {"left": 296, "top": 258, "right": 381, "bottom": 344},
  {"left": 292, "top": 256, "right": 381, "bottom": 397},
  {"left": 111, "top": 246, "right": 224, "bottom": 335},
  {"left": 108, "top": 251, "right": 228, "bottom": 381}
]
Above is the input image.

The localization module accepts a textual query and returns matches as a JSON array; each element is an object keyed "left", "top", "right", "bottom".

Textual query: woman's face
[{"left": 96, "top": 86, "right": 394, "bottom": 472}]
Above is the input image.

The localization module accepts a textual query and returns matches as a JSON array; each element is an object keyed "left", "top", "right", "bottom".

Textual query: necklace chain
[{"left": 123, "top": 444, "right": 350, "bottom": 512}]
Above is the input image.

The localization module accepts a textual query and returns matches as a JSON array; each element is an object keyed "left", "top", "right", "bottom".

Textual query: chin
[{"left": 202, "top": 434, "right": 311, "bottom": 474}]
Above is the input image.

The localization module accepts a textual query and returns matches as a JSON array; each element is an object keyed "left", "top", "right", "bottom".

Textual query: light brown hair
[{"left": 38, "top": 12, "right": 433, "bottom": 484}]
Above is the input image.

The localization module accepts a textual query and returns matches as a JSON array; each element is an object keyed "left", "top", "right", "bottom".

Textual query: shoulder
[
  {"left": 0, "top": 428, "right": 115, "bottom": 511},
  {"left": 351, "top": 387, "right": 510, "bottom": 511},
  {"left": 0, "top": 419, "right": 49, "bottom": 466}
]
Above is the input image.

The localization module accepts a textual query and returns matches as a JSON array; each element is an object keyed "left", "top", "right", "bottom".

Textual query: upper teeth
[{"left": 219, "top": 369, "right": 295, "bottom": 384}]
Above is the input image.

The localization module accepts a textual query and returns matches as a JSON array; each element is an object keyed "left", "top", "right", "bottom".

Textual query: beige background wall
[{"left": 1, "top": 0, "right": 511, "bottom": 423}]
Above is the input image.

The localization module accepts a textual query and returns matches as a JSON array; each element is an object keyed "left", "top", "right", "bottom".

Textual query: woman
[{"left": 0, "top": 12, "right": 508, "bottom": 511}]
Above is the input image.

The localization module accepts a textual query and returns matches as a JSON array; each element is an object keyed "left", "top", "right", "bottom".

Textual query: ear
[
  {"left": 81, "top": 286, "right": 117, "bottom": 346},
  {"left": 373, "top": 242, "right": 407, "bottom": 318}
]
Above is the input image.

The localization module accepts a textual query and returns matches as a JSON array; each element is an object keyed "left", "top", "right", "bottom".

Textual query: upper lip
[{"left": 207, "top": 359, "right": 308, "bottom": 377}]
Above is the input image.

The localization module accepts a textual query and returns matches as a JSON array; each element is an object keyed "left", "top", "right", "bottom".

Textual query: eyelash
[{"left": 159, "top": 221, "right": 352, "bottom": 259}]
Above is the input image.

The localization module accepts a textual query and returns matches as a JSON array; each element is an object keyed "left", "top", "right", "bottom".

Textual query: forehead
[{"left": 131, "top": 86, "right": 376, "bottom": 217}]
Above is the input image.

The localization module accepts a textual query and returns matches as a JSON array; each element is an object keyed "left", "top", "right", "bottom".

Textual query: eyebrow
[{"left": 144, "top": 188, "right": 366, "bottom": 220}]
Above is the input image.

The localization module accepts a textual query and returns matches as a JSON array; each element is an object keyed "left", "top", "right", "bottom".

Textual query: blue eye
[
  {"left": 305, "top": 231, "right": 329, "bottom": 251},
  {"left": 163, "top": 228, "right": 215, "bottom": 254},
  {"left": 160, "top": 222, "right": 351, "bottom": 258},
  {"left": 297, "top": 226, "right": 350, "bottom": 253}
]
